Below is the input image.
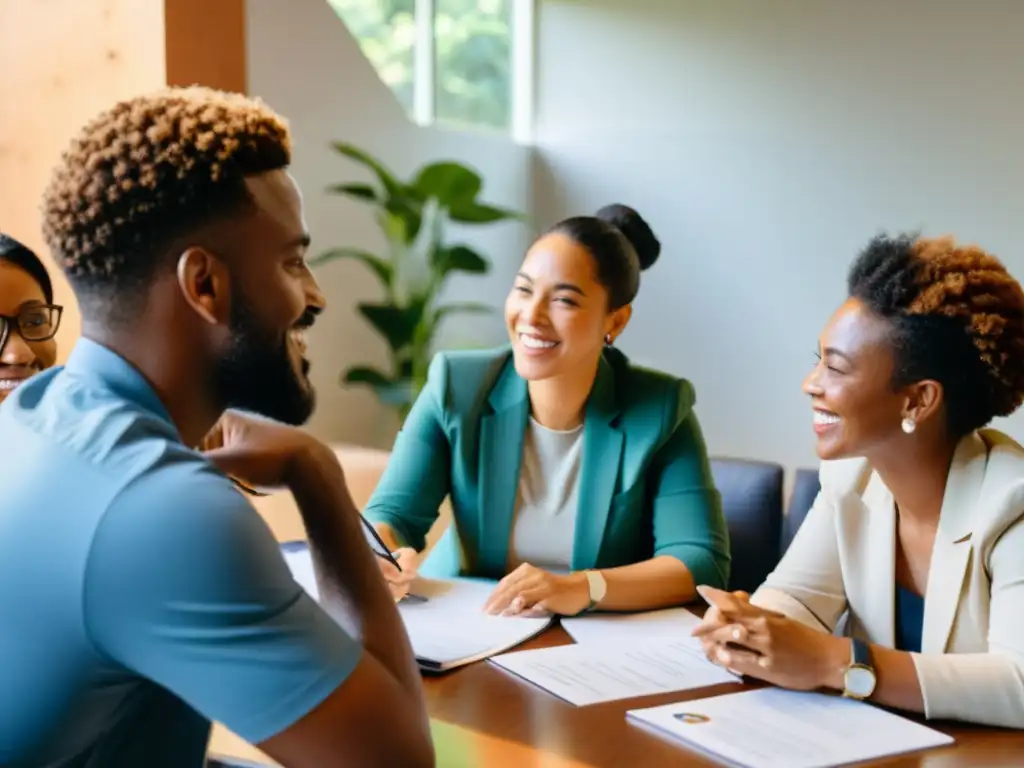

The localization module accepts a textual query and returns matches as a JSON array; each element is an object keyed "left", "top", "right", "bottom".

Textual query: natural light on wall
[{"left": 327, "top": 0, "right": 532, "bottom": 141}]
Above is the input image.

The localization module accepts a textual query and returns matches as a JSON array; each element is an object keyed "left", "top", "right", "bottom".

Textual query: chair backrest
[
  {"left": 709, "top": 457, "right": 785, "bottom": 593},
  {"left": 783, "top": 468, "right": 821, "bottom": 554},
  {"left": 248, "top": 444, "right": 393, "bottom": 542}
]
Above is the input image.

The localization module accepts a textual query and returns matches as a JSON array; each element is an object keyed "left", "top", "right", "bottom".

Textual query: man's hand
[
  {"left": 203, "top": 419, "right": 432, "bottom": 768},
  {"left": 200, "top": 410, "right": 338, "bottom": 491}
]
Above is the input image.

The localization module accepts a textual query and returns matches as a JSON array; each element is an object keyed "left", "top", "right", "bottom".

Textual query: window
[
  {"left": 434, "top": 0, "right": 511, "bottom": 131},
  {"left": 328, "top": 0, "right": 417, "bottom": 115},
  {"left": 328, "top": 0, "right": 531, "bottom": 139}
]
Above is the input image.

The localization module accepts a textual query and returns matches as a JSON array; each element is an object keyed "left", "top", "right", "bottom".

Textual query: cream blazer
[{"left": 752, "top": 428, "right": 1024, "bottom": 729}]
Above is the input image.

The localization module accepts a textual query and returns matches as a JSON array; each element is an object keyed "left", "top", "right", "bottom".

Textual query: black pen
[
  {"left": 234, "top": 478, "right": 426, "bottom": 602},
  {"left": 373, "top": 548, "right": 402, "bottom": 572},
  {"left": 371, "top": 550, "right": 427, "bottom": 603},
  {"left": 230, "top": 477, "right": 271, "bottom": 497}
]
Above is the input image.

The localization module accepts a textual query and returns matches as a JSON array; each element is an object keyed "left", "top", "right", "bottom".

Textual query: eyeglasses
[{"left": 0, "top": 304, "right": 63, "bottom": 353}]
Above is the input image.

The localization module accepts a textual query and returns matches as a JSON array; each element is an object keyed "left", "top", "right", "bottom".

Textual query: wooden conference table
[{"left": 209, "top": 623, "right": 1024, "bottom": 767}]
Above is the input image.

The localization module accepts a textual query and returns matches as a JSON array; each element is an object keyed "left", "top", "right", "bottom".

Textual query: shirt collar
[{"left": 64, "top": 338, "right": 177, "bottom": 431}]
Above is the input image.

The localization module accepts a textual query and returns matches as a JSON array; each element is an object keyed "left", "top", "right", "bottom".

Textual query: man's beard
[{"left": 213, "top": 291, "right": 316, "bottom": 426}]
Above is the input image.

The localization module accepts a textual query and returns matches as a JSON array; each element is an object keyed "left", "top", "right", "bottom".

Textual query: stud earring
[
  {"left": 605, "top": 334, "right": 613, "bottom": 346},
  {"left": 901, "top": 417, "right": 916, "bottom": 435}
]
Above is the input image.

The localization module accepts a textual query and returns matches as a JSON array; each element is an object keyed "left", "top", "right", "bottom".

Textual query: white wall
[
  {"left": 533, "top": 0, "right": 1024, "bottom": 471},
  {"left": 247, "top": 0, "right": 531, "bottom": 447}
]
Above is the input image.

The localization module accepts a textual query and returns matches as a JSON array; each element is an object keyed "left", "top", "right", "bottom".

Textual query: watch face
[{"left": 845, "top": 666, "right": 876, "bottom": 698}]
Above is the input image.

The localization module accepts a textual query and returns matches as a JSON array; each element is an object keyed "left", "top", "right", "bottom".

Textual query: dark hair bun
[{"left": 595, "top": 204, "right": 661, "bottom": 271}]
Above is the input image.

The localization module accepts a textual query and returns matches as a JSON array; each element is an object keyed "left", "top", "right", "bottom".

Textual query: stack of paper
[
  {"left": 627, "top": 687, "right": 955, "bottom": 768},
  {"left": 280, "top": 542, "right": 551, "bottom": 671},
  {"left": 489, "top": 638, "right": 738, "bottom": 705},
  {"left": 395, "top": 577, "right": 553, "bottom": 670},
  {"left": 562, "top": 606, "right": 704, "bottom": 647}
]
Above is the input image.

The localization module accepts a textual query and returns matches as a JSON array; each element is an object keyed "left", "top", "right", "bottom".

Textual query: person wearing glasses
[
  {"left": 0, "top": 89, "right": 432, "bottom": 768},
  {"left": 0, "top": 234, "right": 62, "bottom": 403}
]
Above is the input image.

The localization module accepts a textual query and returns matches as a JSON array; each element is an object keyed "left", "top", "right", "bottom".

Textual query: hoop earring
[{"left": 901, "top": 417, "right": 916, "bottom": 435}]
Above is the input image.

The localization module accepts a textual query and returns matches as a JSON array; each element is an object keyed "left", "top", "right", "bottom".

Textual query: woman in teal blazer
[{"left": 365, "top": 204, "right": 730, "bottom": 616}]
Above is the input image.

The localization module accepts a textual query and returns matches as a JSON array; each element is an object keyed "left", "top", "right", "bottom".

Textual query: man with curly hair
[
  {"left": 0, "top": 88, "right": 433, "bottom": 767},
  {"left": 695, "top": 233, "right": 1024, "bottom": 730}
]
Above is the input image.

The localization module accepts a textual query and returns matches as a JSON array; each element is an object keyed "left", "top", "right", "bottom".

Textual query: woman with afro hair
[{"left": 695, "top": 232, "right": 1024, "bottom": 730}]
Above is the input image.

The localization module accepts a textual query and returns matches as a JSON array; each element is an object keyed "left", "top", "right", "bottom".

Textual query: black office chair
[
  {"left": 709, "top": 457, "right": 785, "bottom": 594},
  {"left": 781, "top": 467, "right": 851, "bottom": 635},
  {"left": 782, "top": 468, "right": 821, "bottom": 554}
]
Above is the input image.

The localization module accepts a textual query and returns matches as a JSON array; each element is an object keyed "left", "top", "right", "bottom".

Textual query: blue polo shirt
[{"left": 0, "top": 339, "right": 362, "bottom": 767}]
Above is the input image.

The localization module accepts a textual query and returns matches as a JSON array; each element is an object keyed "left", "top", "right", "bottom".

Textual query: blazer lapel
[
  {"left": 572, "top": 355, "right": 624, "bottom": 571},
  {"left": 477, "top": 361, "right": 529, "bottom": 576},
  {"left": 921, "top": 433, "right": 987, "bottom": 654},
  {"left": 859, "top": 473, "right": 897, "bottom": 647}
]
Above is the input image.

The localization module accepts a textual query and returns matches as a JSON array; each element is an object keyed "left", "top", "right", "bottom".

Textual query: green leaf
[
  {"left": 448, "top": 200, "right": 525, "bottom": 224},
  {"left": 326, "top": 182, "right": 379, "bottom": 202},
  {"left": 342, "top": 367, "right": 415, "bottom": 407},
  {"left": 324, "top": 143, "right": 516, "bottom": 419},
  {"left": 358, "top": 302, "right": 425, "bottom": 352},
  {"left": 343, "top": 366, "right": 393, "bottom": 388},
  {"left": 307, "top": 248, "right": 393, "bottom": 291},
  {"left": 330, "top": 142, "right": 404, "bottom": 197},
  {"left": 380, "top": 202, "right": 423, "bottom": 245},
  {"left": 433, "top": 244, "right": 489, "bottom": 276},
  {"left": 396, "top": 357, "right": 414, "bottom": 380},
  {"left": 412, "top": 162, "right": 482, "bottom": 207},
  {"left": 432, "top": 302, "right": 493, "bottom": 325}
]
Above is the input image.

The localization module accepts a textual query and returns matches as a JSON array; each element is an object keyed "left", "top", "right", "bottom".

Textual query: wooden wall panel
[
  {"left": 0, "top": 0, "right": 248, "bottom": 361},
  {"left": 0, "top": 0, "right": 167, "bottom": 359},
  {"left": 165, "top": 0, "right": 247, "bottom": 93}
]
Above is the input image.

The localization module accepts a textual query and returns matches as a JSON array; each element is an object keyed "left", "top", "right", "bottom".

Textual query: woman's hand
[
  {"left": 377, "top": 547, "right": 419, "bottom": 602},
  {"left": 692, "top": 585, "right": 847, "bottom": 691},
  {"left": 483, "top": 563, "right": 591, "bottom": 617},
  {"left": 696, "top": 586, "right": 753, "bottom": 631}
]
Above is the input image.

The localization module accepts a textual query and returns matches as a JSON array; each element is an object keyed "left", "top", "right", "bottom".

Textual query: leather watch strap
[{"left": 851, "top": 638, "right": 871, "bottom": 666}]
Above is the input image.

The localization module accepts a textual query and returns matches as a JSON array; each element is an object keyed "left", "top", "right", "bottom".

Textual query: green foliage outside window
[{"left": 328, "top": 0, "right": 512, "bottom": 131}]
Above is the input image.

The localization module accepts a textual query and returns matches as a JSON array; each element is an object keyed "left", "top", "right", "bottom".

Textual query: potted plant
[{"left": 310, "top": 142, "right": 525, "bottom": 421}]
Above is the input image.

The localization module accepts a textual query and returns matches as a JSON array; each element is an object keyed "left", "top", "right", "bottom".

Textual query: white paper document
[
  {"left": 282, "top": 541, "right": 319, "bottom": 597},
  {"left": 489, "top": 638, "right": 738, "bottom": 706},
  {"left": 281, "top": 543, "right": 551, "bottom": 671},
  {"left": 396, "top": 577, "right": 552, "bottom": 670},
  {"left": 562, "top": 607, "right": 704, "bottom": 647},
  {"left": 627, "top": 687, "right": 954, "bottom": 768}
]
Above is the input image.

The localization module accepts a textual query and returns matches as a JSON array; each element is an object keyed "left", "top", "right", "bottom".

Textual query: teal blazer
[{"left": 363, "top": 346, "right": 730, "bottom": 589}]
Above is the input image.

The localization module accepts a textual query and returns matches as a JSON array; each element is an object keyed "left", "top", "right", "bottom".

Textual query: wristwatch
[
  {"left": 583, "top": 570, "right": 607, "bottom": 612},
  {"left": 842, "top": 638, "right": 877, "bottom": 700}
]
